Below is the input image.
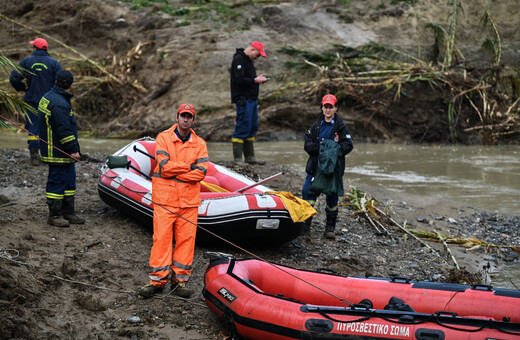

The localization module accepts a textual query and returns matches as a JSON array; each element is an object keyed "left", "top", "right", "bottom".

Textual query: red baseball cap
[
  {"left": 30, "top": 38, "right": 48, "bottom": 50},
  {"left": 250, "top": 41, "right": 267, "bottom": 58},
  {"left": 177, "top": 103, "right": 196, "bottom": 117},
  {"left": 322, "top": 94, "right": 337, "bottom": 106}
]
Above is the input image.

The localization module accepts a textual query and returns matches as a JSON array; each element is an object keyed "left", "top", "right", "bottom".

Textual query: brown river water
[
  {"left": 3, "top": 135, "right": 518, "bottom": 215},
  {"left": 2, "top": 134, "right": 519, "bottom": 288}
]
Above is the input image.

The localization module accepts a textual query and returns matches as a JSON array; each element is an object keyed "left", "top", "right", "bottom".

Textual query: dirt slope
[{"left": 1, "top": 0, "right": 519, "bottom": 142}]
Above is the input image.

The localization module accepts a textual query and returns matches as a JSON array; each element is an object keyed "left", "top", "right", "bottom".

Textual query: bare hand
[
  {"left": 71, "top": 152, "right": 80, "bottom": 160},
  {"left": 255, "top": 74, "right": 268, "bottom": 84}
]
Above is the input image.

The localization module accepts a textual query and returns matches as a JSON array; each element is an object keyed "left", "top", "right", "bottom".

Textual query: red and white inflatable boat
[
  {"left": 97, "top": 138, "right": 304, "bottom": 244},
  {"left": 203, "top": 256, "right": 520, "bottom": 339}
]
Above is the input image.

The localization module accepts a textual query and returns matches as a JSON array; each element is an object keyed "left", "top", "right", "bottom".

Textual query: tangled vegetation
[
  {"left": 268, "top": 0, "right": 520, "bottom": 144},
  {"left": 1, "top": 0, "right": 519, "bottom": 144},
  {"left": 342, "top": 186, "right": 520, "bottom": 269}
]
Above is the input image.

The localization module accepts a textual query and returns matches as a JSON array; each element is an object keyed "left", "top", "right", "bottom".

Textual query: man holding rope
[
  {"left": 139, "top": 103, "right": 209, "bottom": 298},
  {"left": 38, "top": 70, "right": 84, "bottom": 228}
]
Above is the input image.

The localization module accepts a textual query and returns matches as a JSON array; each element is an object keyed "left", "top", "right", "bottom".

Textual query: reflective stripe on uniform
[
  {"left": 41, "top": 156, "right": 75, "bottom": 164},
  {"left": 173, "top": 260, "right": 192, "bottom": 271},
  {"left": 172, "top": 273, "right": 190, "bottom": 281},
  {"left": 64, "top": 190, "right": 76, "bottom": 196},
  {"left": 195, "top": 157, "right": 209, "bottom": 164},
  {"left": 46, "top": 192, "right": 64, "bottom": 199},
  {"left": 326, "top": 204, "right": 338, "bottom": 212},
  {"left": 60, "top": 135, "right": 76, "bottom": 144}
]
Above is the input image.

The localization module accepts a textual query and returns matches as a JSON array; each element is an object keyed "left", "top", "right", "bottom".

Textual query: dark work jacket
[
  {"left": 304, "top": 113, "right": 353, "bottom": 176},
  {"left": 38, "top": 86, "right": 80, "bottom": 165},
  {"left": 310, "top": 139, "right": 345, "bottom": 196},
  {"left": 9, "top": 50, "right": 62, "bottom": 105},
  {"left": 230, "top": 48, "right": 258, "bottom": 103}
]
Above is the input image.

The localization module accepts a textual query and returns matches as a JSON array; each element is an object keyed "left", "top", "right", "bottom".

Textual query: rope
[{"left": 0, "top": 113, "right": 353, "bottom": 307}]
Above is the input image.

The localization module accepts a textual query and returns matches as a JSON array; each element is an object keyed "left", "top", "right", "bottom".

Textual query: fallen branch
[
  {"left": 84, "top": 240, "right": 102, "bottom": 252},
  {"left": 53, "top": 275, "right": 132, "bottom": 293},
  {"left": 373, "top": 207, "right": 448, "bottom": 264},
  {"left": 0, "top": 13, "right": 121, "bottom": 84},
  {"left": 436, "top": 230, "right": 460, "bottom": 269},
  {"left": 53, "top": 275, "right": 206, "bottom": 306},
  {"left": 401, "top": 228, "right": 520, "bottom": 255},
  {"left": 463, "top": 122, "right": 513, "bottom": 132}
]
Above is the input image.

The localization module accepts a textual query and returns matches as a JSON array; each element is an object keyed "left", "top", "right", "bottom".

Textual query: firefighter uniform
[
  {"left": 38, "top": 72, "right": 83, "bottom": 227},
  {"left": 148, "top": 122, "right": 209, "bottom": 287},
  {"left": 10, "top": 39, "right": 62, "bottom": 156}
]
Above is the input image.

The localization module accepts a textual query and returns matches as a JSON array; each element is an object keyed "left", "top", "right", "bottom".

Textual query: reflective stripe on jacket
[
  {"left": 38, "top": 86, "right": 79, "bottom": 165},
  {"left": 152, "top": 124, "right": 209, "bottom": 207},
  {"left": 9, "top": 50, "right": 62, "bottom": 105}
]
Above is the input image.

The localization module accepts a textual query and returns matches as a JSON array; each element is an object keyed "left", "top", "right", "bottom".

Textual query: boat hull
[
  {"left": 203, "top": 258, "right": 520, "bottom": 340},
  {"left": 98, "top": 138, "right": 303, "bottom": 244}
]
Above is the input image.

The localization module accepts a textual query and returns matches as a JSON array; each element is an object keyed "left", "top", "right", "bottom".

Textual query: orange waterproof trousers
[{"left": 148, "top": 205, "right": 197, "bottom": 285}]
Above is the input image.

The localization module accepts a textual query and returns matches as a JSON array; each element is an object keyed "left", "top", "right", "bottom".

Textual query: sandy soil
[{"left": 1, "top": 147, "right": 518, "bottom": 339}]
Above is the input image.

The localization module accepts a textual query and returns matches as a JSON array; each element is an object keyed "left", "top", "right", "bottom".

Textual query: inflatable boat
[
  {"left": 203, "top": 256, "right": 520, "bottom": 339},
  {"left": 97, "top": 138, "right": 309, "bottom": 244}
]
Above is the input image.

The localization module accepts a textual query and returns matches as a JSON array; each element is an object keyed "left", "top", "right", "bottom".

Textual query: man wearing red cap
[
  {"left": 230, "top": 41, "right": 269, "bottom": 165},
  {"left": 302, "top": 94, "right": 353, "bottom": 240},
  {"left": 10, "top": 38, "right": 62, "bottom": 166},
  {"left": 139, "top": 103, "right": 209, "bottom": 298}
]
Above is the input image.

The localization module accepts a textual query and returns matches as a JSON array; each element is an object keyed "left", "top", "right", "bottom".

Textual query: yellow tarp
[
  {"left": 266, "top": 191, "right": 317, "bottom": 223},
  {"left": 201, "top": 181, "right": 229, "bottom": 193}
]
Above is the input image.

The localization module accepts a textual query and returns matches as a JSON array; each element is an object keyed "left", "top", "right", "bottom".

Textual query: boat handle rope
[
  {"left": 318, "top": 308, "right": 520, "bottom": 335},
  {"left": 318, "top": 311, "right": 372, "bottom": 324},
  {"left": 1, "top": 113, "right": 354, "bottom": 307}
]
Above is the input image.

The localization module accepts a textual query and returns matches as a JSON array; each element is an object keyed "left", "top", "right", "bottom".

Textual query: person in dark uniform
[
  {"left": 10, "top": 38, "right": 62, "bottom": 165},
  {"left": 229, "top": 41, "right": 269, "bottom": 165},
  {"left": 302, "top": 94, "right": 353, "bottom": 240},
  {"left": 38, "top": 71, "right": 84, "bottom": 228}
]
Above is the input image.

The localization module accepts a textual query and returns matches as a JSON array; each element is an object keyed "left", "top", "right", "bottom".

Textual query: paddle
[
  {"left": 134, "top": 145, "right": 155, "bottom": 160},
  {"left": 234, "top": 172, "right": 285, "bottom": 193},
  {"left": 131, "top": 143, "right": 284, "bottom": 192}
]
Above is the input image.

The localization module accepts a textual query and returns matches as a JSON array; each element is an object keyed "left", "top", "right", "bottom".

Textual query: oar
[
  {"left": 133, "top": 145, "right": 155, "bottom": 160},
  {"left": 132, "top": 143, "right": 282, "bottom": 192},
  {"left": 234, "top": 172, "right": 285, "bottom": 193},
  {"left": 127, "top": 162, "right": 152, "bottom": 181}
]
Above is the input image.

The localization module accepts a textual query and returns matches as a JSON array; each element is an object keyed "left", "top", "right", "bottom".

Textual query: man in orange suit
[{"left": 139, "top": 103, "right": 209, "bottom": 298}]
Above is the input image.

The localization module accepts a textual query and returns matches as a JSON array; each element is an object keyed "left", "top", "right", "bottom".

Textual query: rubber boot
[
  {"left": 47, "top": 199, "right": 70, "bottom": 228},
  {"left": 302, "top": 217, "right": 313, "bottom": 234},
  {"left": 62, "top": 196, "right": 85, "bottom": 224},
  {"left": 30, "top": 149, "right": 40, "bottom": 166},
  {"left": 243, "top": 140, "right": 265, "bottom": 165},
  {"left": 325, "top": 214, "right": 337, "bottom": 240},
  {"left": 171, "top": 280, "right": 193, "bottom": 298},
  {"left": 232, "top": 142, "right": 245, "bottom": 166},
  {"left": 139, "top": 281, "right": 166, "bottom": 298}
]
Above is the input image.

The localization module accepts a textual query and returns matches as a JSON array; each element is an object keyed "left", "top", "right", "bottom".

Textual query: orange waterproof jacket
[{"left": 152, "top": 124, "right": 209, "bottom": 207}]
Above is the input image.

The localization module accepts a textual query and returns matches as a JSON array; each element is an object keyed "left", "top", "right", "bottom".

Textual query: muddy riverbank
[{"left": 1, "top": 147, "right": 518, "bottom": 339}]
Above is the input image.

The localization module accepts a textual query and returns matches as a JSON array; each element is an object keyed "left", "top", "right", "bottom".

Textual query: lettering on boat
[
  {"left": 218, "top": 287, "right": 237, "bottom": 303},
  {"left": 336, "top": 322, "right": 409, "bottom": 337}
]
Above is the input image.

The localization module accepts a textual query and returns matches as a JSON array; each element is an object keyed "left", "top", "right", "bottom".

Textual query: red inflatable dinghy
[
  {"left": 203, "top": 256, "right": 520, "bottom": 339},
  {"left": 98, "top": 138, "right": 305, "bottom": 244}
]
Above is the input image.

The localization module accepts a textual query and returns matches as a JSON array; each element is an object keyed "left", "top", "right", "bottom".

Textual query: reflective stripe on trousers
[{"left": 148, "top": 206, "right": 197, "bottom": 284}]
